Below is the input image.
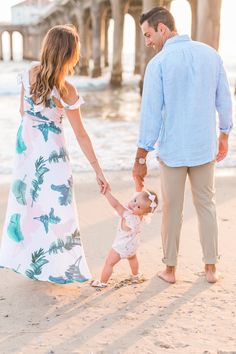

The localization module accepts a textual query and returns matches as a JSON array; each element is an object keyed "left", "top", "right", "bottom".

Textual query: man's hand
[
  {"left": 132, "top": 161, "right": 147, "bottom": 192},
  {"left": 216, "top": 133, "right": 229, "bottom": 162}
]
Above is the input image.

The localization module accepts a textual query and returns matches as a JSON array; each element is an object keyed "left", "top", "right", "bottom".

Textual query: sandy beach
[{"left": 0, "top": 169, "right": 236, "bottom": 354}]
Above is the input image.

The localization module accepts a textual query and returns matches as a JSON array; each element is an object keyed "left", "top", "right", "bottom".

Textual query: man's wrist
[
  {"left": 135, "top": 157, "right": 146, "bottom": 165},
  {"left": 219, "top": 132, "right": 229, "bottom": 139}
]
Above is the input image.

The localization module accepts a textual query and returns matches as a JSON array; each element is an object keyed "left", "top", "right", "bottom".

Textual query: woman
[{"left": 0, "top": 25, "right": 109, "bottom": 284}]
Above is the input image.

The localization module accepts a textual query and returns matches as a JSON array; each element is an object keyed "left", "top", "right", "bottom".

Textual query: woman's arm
[{"left": 63, "top": 83, "right": 109, "bottom": 193}]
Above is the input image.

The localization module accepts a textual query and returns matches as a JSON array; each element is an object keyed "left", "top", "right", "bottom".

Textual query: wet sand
[{"left": 0, "top": 170, "right": 236, "bottom": 354}]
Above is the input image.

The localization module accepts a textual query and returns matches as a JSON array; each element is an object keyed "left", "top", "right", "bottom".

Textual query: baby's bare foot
[
  {"left": 205, "top": 264, "right": 220, "bottom": 283},
  {"left": 158, "top": 266, "right": 176, "bottom": 284}
]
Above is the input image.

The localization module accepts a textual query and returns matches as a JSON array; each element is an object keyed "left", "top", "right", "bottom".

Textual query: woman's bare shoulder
[{"left": 63, "top": 81, "right": 79, "bottom": 105}]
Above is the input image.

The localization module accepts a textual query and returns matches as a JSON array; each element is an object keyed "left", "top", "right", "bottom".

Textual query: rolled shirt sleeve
[
  {"left": 216, "top": 57, "right": 233, "bottom": 134},
  {"left": 138, "top": 59, "right": 164, "bottom": 151}
]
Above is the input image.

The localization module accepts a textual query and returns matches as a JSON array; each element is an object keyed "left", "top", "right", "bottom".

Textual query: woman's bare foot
[
  {"left": 158, "top": 266, "right": 176, "bottom": 284},
  {"left": 205, "top": 264, "right": 220, "bottom": 283}
]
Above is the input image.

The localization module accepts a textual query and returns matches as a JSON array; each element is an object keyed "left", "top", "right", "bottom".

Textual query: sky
[{"left": 0, "top": 0, "right": 235, "bottom": 61}]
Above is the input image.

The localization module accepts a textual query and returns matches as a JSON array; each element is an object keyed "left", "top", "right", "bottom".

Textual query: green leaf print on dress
[
  {"left": 45, "top": 98, "right": 56, "bottom": 109},
  {"left": 33, "top": 208, "right": 61, "bottom": 233},
  {"left": 48, "top": 256, "right": 88, "bottom": 284},
  {"left": 65, "top": 256, "right": 88, "bottom": 282},
  {"left": 51, "top": 176, "right": 73, "bottom": 206},
  {"left": 25, "top": 229, "right": 83, "bottom": 282},
  {"left": 47, "top": 276, "right": 73, "bottom": 284},
  {"left": 33, "top": 121, "right": 61, "bottom": 142},
  {"left": 16, "top": 123, "right": 27, "bottom": 154},
  {"left": 48, "top": 147, "right": 69, "bottom": 163},
  {"left": 25, "top": 248, "right": 49, "bottom": 280},
  {"left": 2, "top": 69, "right": 91, "bottom": 283},
  {"left": 48, "top": 229, "right": 81, "bottom": 254},
  {"left": 7, "top": 214, "right": 24, "bottom": 242},
  {"left": 12, "top": 177, "right": 27, "bottom": 205},
  {"left": 30, "top": 156, "right": 49, "bottom": 205},
  {"left": 25, "top": 96, "right": 55, "bottom": 119}
]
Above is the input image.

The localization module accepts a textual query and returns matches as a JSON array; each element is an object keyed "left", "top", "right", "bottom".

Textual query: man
[{"left": 133, "top": 7, "right": 232, "bottom": 284}]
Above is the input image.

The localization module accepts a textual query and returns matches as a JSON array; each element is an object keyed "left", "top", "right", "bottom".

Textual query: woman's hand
[{"left": 96, "top": 171, "right": 110, "bottom": 194}]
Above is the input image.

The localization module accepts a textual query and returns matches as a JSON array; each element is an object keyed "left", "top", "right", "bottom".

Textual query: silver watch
[{"left": 136, "top": 157, "right": 146, "bottom": 165}]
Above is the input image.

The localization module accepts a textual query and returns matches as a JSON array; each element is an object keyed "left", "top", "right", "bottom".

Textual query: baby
[{"left": 91, "top": 189, "right": 158, "bottom": 288}]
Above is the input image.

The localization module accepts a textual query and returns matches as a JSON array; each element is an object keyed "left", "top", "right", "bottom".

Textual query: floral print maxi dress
[{"left": 0, "top": 67, "right": 92, "bottom": 284}]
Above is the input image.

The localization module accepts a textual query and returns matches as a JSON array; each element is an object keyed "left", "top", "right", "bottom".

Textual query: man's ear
[{"left": 158, "top": 23, "right": 166, "bottom": 33}]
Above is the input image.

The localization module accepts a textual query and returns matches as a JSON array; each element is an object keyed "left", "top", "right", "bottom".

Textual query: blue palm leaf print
[
  {"left": 33, "top": 121, "right": 61, "bottom": 142},
  {"left": 51, "top": 176, "right": 73, "bottom": 206},
  {"left": 48, "top": 122, "right": 61, "bottom": 134},
  {"left": 25, "top": 110, "right": 49, "bottom": 121},
  {"left": 25, "top": 96, "right": 55, "bottom": 110},
  {"left": 45, "top": 98, "right": 56, "bottom": 109},
  {"left": 12, "top": 177, "right": 27, "bottom": 205},
  {"left": 49, "top": 208, "right": 61, "bottom": 224},
  {"left": 24, "top": 96, "right": 49, "bottom": 121},
  {"left": 25, "top": 248, "right": 49, "bottom": 280},
  {"left": 34, "top": 208, "right": 61, "bottom": 233},
  {"left": 48, "top": 257, "right": 88, "bottom": 284},
  {"left": 48, "top": 147, "right": 69, "bottom": 164},
  {"left": 34, "top": 215, "right": 49, "bottom": 233},
  {"left": 34, "top": 123, "right": 49, "bottom": 141},
  {"left": 48, "top": 276, "right": 73, "bottom": 284},
  {"left": 7, "top": 214, "right": 24, "bottom": 242},
  {"left": 16, "top": 123, "right": 27, "bottom": 154},
  {"left": 65, "top": 256, "right": 89, "bottom": 283},
  {"left": 30, "top": 156, "right": 49, "bottom": 205},
  {"left": 24, "top": 95, "right": 34, "bottom": 108}
]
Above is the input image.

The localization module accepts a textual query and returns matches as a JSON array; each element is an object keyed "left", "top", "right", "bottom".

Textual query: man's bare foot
[
  {"left": 205, "top": 264, "right": 220, "bottom": 283},
  {"left": 158, "top": 266, "right": 176, "bottom": 284}
]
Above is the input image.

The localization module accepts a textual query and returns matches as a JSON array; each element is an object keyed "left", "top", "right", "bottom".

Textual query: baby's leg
[
  {"left": 100, "top": 249, "right": 121, "bottom": 283},
  {"left": 128, "top": 254, "right": 139, "bottom": 276}
]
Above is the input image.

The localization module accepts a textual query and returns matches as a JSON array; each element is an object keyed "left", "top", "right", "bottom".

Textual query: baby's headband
[{"left": 145, "top": 190, "right": 157, "bottom": 213}]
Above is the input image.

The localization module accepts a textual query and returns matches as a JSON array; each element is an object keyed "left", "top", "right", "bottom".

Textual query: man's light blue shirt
[{"left": 138, "top": 35, "right": 233, "bottom": 167}]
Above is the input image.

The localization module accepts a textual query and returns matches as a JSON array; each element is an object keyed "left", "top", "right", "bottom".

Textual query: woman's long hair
[{"left": 31, "top": 25, "right": 80, "bottom": 105}]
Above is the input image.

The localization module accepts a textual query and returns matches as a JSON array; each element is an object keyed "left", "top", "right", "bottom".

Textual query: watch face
[{"left": 139, "top": 158, "right": 146, "bottom": 164}]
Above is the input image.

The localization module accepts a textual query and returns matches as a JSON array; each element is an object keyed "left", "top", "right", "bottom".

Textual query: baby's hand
[{"left": 96, "top": 172, "right": 110, "bottom": 194}]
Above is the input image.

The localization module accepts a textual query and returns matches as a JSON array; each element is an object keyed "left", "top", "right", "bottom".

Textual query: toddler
[{"left": 91, "top": 189, "right": 158, "bottom": 288}]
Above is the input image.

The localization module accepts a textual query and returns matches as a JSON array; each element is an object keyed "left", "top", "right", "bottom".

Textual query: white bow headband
[{"left": 145, "top": 190, "right": 157, "bottom": 212}]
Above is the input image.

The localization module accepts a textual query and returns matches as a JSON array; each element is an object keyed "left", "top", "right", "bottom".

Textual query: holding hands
[{"left": 96, "top": 170, "right": 110, "bottom": 194}]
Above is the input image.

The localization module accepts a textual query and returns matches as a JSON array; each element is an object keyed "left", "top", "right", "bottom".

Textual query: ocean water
[{"left": 0, "top": 60, "right": 235, "bottom": 176}]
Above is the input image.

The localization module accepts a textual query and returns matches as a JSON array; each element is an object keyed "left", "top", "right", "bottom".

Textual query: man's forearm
[
  {"left": 219, "top": 132, "right": 229, "bottom": 139},
  {"left": 135, "top": 148, "right": 149, "bottom": 159}
]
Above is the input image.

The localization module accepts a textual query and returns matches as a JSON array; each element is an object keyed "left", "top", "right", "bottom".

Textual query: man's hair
[{"left": 139, "top": 7, "right": 176, "bottom": 32}]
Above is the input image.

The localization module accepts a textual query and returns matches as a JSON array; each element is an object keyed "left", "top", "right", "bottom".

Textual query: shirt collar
[{"left": 163, "top": 34, "right": 191, "bottom": 49}]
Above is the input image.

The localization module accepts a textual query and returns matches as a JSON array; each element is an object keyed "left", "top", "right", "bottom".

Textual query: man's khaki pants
[{"left": 159, "top": 160, "right": 219, "bottom": 266}]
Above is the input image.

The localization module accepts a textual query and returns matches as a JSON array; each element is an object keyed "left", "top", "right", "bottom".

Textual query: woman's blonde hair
[{"left": 31, "top": 24, "right": 80, "bottom": 105}]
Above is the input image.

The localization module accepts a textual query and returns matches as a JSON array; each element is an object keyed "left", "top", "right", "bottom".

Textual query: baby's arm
[{"left": 104, "top": 191, "right": 126, "bottom": 217}]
